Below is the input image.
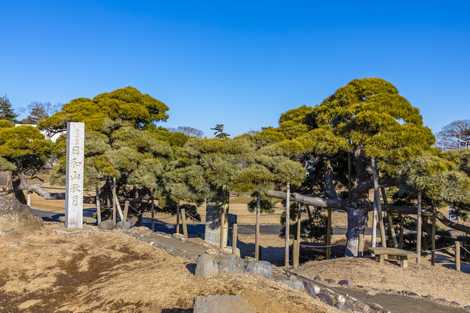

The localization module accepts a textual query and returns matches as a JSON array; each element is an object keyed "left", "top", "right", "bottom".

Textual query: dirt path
[{"left": 333, "top": 287, "right": 468, "bottom": 313}]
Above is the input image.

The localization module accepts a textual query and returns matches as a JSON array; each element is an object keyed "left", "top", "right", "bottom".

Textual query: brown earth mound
[
  {"left": 0, "top": 223, "right": 338, "bottom": 313},
  {"left": 296, "top": 257, "right": 470, "bottom": 306}
]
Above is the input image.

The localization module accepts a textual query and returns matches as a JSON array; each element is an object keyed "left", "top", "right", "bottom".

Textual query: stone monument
[{"left": 65, "top": 122, "right": 85, "bottom": 228}]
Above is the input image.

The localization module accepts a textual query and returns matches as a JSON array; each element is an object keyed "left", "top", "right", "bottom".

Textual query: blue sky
[{"left": 0, "top": 1, "right": 469, "bottom": 136}]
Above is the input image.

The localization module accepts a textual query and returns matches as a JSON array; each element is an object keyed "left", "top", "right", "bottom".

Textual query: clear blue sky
[{"left": 1, "top": 1, "right": 469, "bottom": 136}]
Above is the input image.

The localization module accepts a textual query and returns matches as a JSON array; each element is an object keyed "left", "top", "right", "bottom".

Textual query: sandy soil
[
  {"left": 0, "top": 223, "right": 339, "bottom": 313},
  {"left": 296, "top": 257, "right": 470, "bottom": 306}
]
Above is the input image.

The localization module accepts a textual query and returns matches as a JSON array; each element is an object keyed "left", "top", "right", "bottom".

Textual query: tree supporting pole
[
  {"left": 417, "top": 191, "right": 423, "bottom": 266},
  {"left": 112, "top": 182, "right": 116, "bottom": 225},
  {"left": 372, "top": 158, "right": 387, "bottom": 248},
  {"left": 285, "top": 182, "right": 290, "bottom": 268},
  {"left": 455, "top": 241, "right": 461, "bottom": 272},
  {"left": 232, "top": 223, "right": 238, "bottom": 255},
  {"left": 358, "top": 231, "right": 364, "bottom": 257},
  {"left": 431, "top": 207, "right": 436, "bottom": 266},
  {"left": 181, "top": 207, "right": 188, "bottom": 238},
  {"left": 372, "top": 202, "right": 378, "bottom": 249},
  {"left": 381, "top": 187, "right": 398, "bottom": 248},
  {"left": 26, "top": 191, "right": 32, "bottom": 206},
  {"left": 326, "top": 207, "right": 332, "bottom": 259},
  {"left": 123, "top": 200, "right": 129, "bottom": 222},
  {"left": 111, "top": 177, "right": 124, "bottom": 222},
  {"left": 294, "top": 206, "right": 301, "bottom": 268},
  {"left": 95, "top": 186, "right": 101, "bottom": 225},
  {"left": 151, "top": 201, "right": 155, "bottom": 231},
  {"left": 220, "top": 205, "right": 226, "bottom": 249},
  {"left": 176, "top": 205, "right": 181, "bottom": 234},
  {"left": 293, "top": 240, "right": 300, "bottom": 269},
  {"left": 399, "top": 214, "right": 404, "bottom": 249},
  {"left": 113, "top": 192, "right": 124, "bottom": 221},
  {"left": 255, "top": 194, "right": 261, "bottom": 261}
]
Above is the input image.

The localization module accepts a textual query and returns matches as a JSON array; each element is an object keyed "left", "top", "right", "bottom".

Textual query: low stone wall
[{"left": 194, "top": 253, "right": 389, "bottom": 313}]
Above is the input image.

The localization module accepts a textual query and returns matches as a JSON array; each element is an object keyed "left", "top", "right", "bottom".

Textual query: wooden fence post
[{"left": 456, "top": 241, "right": 461, "bottom": 272}]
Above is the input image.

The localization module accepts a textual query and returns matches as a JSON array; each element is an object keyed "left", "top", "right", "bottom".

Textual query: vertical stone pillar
[{"left": 65, "top": 122, "right": 85, "bottom": 229}]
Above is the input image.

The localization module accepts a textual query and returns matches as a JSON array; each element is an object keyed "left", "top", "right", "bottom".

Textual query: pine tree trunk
[{"left": 345, "top": 205, "right": 368, "bottom": 256}]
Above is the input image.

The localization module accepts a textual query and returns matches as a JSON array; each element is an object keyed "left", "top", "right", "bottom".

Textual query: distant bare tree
[
  {"left": 438, "top": 120, "right": 470, "bottom": 150},
  {"left": 174, "top": 126, "right": 204, "bottom": 137},
  {"left": 21, "top": 102, "right": 62, "bottom": 125}
]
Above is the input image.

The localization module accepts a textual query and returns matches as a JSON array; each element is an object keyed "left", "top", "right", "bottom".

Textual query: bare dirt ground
[
  {"left": 296, "top": 257, "right": 470, "bottom": 306},
  {"left": 0, "top": 223, "right": 339, "bottom": 313}
]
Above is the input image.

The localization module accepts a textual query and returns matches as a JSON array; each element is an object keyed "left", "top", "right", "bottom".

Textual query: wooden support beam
[
  {"left": 285, "top": 182, "right": 291, "bottom": 268},
  {"left": 381, "top": 187, "right": 398, "bottom": 248},
  {"left": 416, "top": 191, "right": 423, "bottom": 266},
  {"left": 326, "top": 207, "right": 332, "bottom": 259},
  {"left": 372, "top": 158, "right": 387, "bottom": 248},
  {"left": 181, "top": 207, "right": 188, "bottom": 238},
  {"left": 294, "top": 207, "right": 302, "bottom": 268},
  {"left": 255, "top": 195, "right": 260, "bottom": 261},
  {"left": 431, "top": 208, "right": 436, "bottom": 266},
  {"left": 111, "top": 177, "right": 124, "bottom": 222},
  {"left": 293, "top": 240, "right": 300, "bottom": 269},
  {"left": 176, "top": 206, "right": 181, "bottom": 234},
  {"left": 26, "top": 191, "right": 32, "bottom": 206},
  {"left": 219, "top": 204, "right": 226, "bottom": 249},
  {"left": 123, "top": 200, "right": 129, "bottom": 222},
  {"left": 112, "top": 190, "right": 116, "bottom": 225},
  {"left": 151, "top": 200, "right": 155, "bottom": 231},
  {"left": 95, "top": 186, "right": 101, "bottom": 225},
  {"left": 455, "top": 241, "right": 461, "bottom": 272},
  {"left": 113, "top": 192, "right": 124, "bottom": 222},
  {"left": 399, "top": 215, "right": 404, "bottom": 249}
]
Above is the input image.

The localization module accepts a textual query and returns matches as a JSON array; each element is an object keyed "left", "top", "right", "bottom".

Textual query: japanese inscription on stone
[{"left": 65, "top": 122, "right": 85, "bottom": 228}]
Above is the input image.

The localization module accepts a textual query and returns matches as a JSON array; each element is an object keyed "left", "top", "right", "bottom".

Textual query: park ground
[
  {"left": 3, "top": 189, "right": 469, "bottom": 313},
  {"left": 0, "top": 223, "right": 338, "bottom": 313}
]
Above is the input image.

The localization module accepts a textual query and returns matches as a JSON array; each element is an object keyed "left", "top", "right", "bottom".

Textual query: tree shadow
[{"left": 161, "top": 309, "right": 192, "bottom": 313}]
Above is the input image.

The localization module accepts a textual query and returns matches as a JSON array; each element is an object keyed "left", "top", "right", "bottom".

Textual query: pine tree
[{"left": 0, "top": 95, "right": 17, "bottom": 122}]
